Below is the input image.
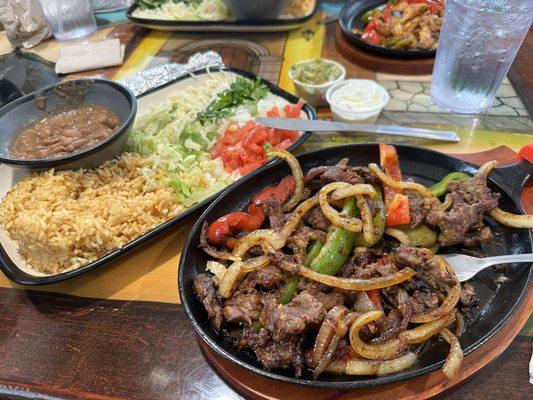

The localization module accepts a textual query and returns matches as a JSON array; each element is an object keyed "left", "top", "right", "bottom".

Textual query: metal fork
[{"left": 440, "top": 253, "right": 533, "bottom": 282}]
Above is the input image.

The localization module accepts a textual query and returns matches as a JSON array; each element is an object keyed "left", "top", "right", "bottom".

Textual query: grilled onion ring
[
  {"left": 325, "top": 352, "right": 417, "bottom": 375},
  {"left": 267, "top": 250, "right": 416, "bottom": 291},
  {"left": 356, "top": 194, "right": 376, "bottom": 244},
  {"left": 349, "top": 311, "right": 406, "bottom": 360},
  {"left": 231, "top": 229, "right": 285, "bottom": 258},
  {"left": 440, "top": 328, "right": 463, "bottom": 379},
  {"left": 330, "top": 184, "right": 376, "bottom": 200},
  {"left": 217, "top": 255, "right": 270, "bottom": 298},
  {"left": 318, "top": 183, "right": 363, "bottom": 232},
  {"left": 280, "top": 196, "right": 319, "bottom": 239},
  {"left": 368, "top": 163, "right": 434, "bottom": 197},
  {"left": 399, "top": 313, "right": 456, "bottom": 344},
  {"left": 490, "top": 207, "right": 533, "bottom": 228}
]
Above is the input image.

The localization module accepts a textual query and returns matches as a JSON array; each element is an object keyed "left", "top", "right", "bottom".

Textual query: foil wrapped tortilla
[
  {"left": 119, "top": 51, "right": 224, "bottom": 97},
  {"left": 0, "top": 0, "right": 51, "bottom": 49}
]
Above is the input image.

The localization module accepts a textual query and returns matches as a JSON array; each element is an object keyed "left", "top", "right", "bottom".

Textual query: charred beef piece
[
  {"left": 395, "top": 245, "right": 457, "bottom": 291},
  {"left": 300, "top": 289, "right": 345, "bottom": 311},
  {"left": 262, "top": 199, "right": 285, "bottom": 230},
  {"left": 223, "top": 291, "right": 266, "bottom": 326},
  {"left": 424, "top": 171, "right": 500, "bottom": 247},
  {"left": 261, "top": 292, "right": 326, "bottom": 342},
  {"left": 193, "top": 274, "right": 224, "bottom": 331},
  {"left": 340, "top": 248, "right": 375, "bottom": 277},
  {"left": 346, "top": 260, "right": 398, "bottom": 279},
  {"left": 303, "top": 206, "right": 330, "bottom": 231},
  {"left": 305, "top": 158, "right": 375, "bottom": 186},
  {"left": 460, "top": 282, "right": 479, "bottom": 309},
  {"left": 297, "top": 278, "right": 329, "bottom": 293},
  {"left": 237, "top": 328, "right": 302, "bottom": 372},
  {"left": 406, "top": 190, "right": 427, "bottom": 228},
  {"left": 462, "top": 227, "right": 494, "bottom": 248},
  {"left": 286, "top": 225, "right": 326, "bottom": 263},
  {"left": 236, "top": 265, "right": 286, "bottom": 294}
]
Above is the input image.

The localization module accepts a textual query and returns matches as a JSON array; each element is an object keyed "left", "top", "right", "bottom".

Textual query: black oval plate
[
  {"left": 126, "top": 2, "right": 317, "bottom": 32},
  {"left": 0, "top": 67, "right": 316, "bottom": 285},
  {"left": 339, "top": 0, "right": 437, "bottom": 59},
  {"left": 179, "top": 143, "right": 532, "bottom": 389}
]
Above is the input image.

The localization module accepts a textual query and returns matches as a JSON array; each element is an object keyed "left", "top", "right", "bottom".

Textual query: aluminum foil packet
[
  {"left": 0, "top": 0, "right": 51, "bottom": 49},
  {"left": 118, "top": 51, "right": 224, "bottom": 97}
]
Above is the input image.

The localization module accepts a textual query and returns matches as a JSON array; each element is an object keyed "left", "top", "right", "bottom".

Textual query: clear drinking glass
[
  {"left": 430, "top": 0, "right": 533, "bottom": 114},
  {"left": 39, "top": 0, "right": 97, "bottom": 41}
]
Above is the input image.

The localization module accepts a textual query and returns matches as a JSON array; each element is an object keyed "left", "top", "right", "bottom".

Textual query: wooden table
[{"left": 0, "top": 4, "right": 532, "bottom": 399}]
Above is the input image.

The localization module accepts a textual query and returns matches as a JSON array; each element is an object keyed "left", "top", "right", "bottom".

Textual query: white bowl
[
  {"left": 289, "top": 59, "right": 346, "bottom": 107},
  {"left": 325, "top": 79, "right": 390, "bottom": 124}
]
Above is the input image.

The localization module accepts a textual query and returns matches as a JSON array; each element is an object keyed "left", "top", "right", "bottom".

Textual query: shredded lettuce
[{"left": 127, "top": 74, "right": 270, "bottom": 207}]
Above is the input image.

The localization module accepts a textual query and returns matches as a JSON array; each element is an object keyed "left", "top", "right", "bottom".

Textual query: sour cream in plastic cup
[{"left": 326, "top": 79, "right": 390, "bottom": 124}]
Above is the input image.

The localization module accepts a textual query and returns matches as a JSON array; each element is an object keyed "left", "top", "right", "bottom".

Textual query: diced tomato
[
  {"left": 239, "top": 161, "right": 263, "bottom": 175},
  {"left": 279, "top": 129, "right": 299, "bottom": 142},
  {"left": 267, "top": 127, "right": 282, "bottom": 145},
  {"left": 284, "top": 99, "right": 305, "bottom": 118},
  {"left": 210, "top": 105, "right": 303, "bottom": 175},
  {"left": 267, "top": 106, "right": 280, "bottom": 118},
  {"left": 276, "top": 138, "right": 293, "bottom": 150},
  {"left": 386, "top": 193, "right": 411, "bottom": 226}
]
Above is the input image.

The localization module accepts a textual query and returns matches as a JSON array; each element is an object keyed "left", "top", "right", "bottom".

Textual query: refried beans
[{"left": 9, "top": 104, "right": 120, "bottom": 160}]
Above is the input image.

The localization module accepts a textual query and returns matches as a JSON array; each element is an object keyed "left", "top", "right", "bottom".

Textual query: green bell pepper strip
[
  {"left": 429, "top": 172, "right": 470, "bottom": 197},
  {"left": 309, "top": 197, "right": 358, "bottom": 276},
  {"left": 362, "top": 9, "right": 380, "bottom": 23},
  {"left": 277, "top": 198, "right": 358, "bottom": 304},
  {"left": 396, "top": 225, "right": 437, "bottom": 248},
  {"left": 354, "top": 186, "right": 386, "bottom": 248},
  {"left": 278, "top": 240, "right": 324, "bottom": 305},
  {"left": 277, "top": 276, "right": 300, "bottom": 305},
  {"left": 303, "top": 239, "right": 324, "bottom": 267},
  {"left": 252, "top": 322, "right": 264, "bottom": 331}
]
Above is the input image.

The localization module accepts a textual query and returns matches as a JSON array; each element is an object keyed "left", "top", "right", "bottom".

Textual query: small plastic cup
[
  {"left": 326, "top": 79, "right": 390, "bottom": 124},
  {"left": 289, "top": 59, "right": 346, "bottom": 107}
]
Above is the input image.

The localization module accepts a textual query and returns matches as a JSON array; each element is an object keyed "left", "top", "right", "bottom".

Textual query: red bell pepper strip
[
  {"left": 379, "top": 143, "right": 410, "bottom": 226},
  {"left": 367, "top": 289, "right": 383, "bottom": 310},
  {"left": 207, "top": 176, "right": 295, "bottom": 245},
  {"left": 362, "top": 17, "right": 385, "bottom": 46},
  {"left": 386, "top": 193, "right": 411, "bottom": 226}
]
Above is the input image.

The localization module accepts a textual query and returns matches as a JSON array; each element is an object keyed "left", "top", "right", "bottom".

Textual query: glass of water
[
  {"left": 430, "top": 0, "right": 533, "bottom": 114},
  {"left": 39, "top": 0, "right": 97, "bottom": 41}
]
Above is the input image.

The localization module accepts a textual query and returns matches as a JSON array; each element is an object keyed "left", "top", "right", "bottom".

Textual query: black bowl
[
  {"left": 0, "top": 78, "right": 137, "bottom": 171},
  {"left": 339, "top": 0, "right": 437, "bottom": 59},
  {"left": 179, "top": 143, "right": 532, "bottom": 388}
]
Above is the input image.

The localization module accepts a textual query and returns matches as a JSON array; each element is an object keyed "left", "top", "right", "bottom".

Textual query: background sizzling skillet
[
  {"left": 0, "top": 68, "right": 316, "bottom": 286},
  {"left": 179, "top": 143, "right": 532, "bottom": 388}
]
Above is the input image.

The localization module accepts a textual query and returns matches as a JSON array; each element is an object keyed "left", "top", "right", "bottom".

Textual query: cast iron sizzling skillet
[
  {"left": 339, "top": 0, "right": 437, "bottom": 59},
  {"left": 0, "top": 68, "right": 316, "bottom": 285},
  {"left": 179, "top": 143, "right": 533, "bottom": 389}
]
